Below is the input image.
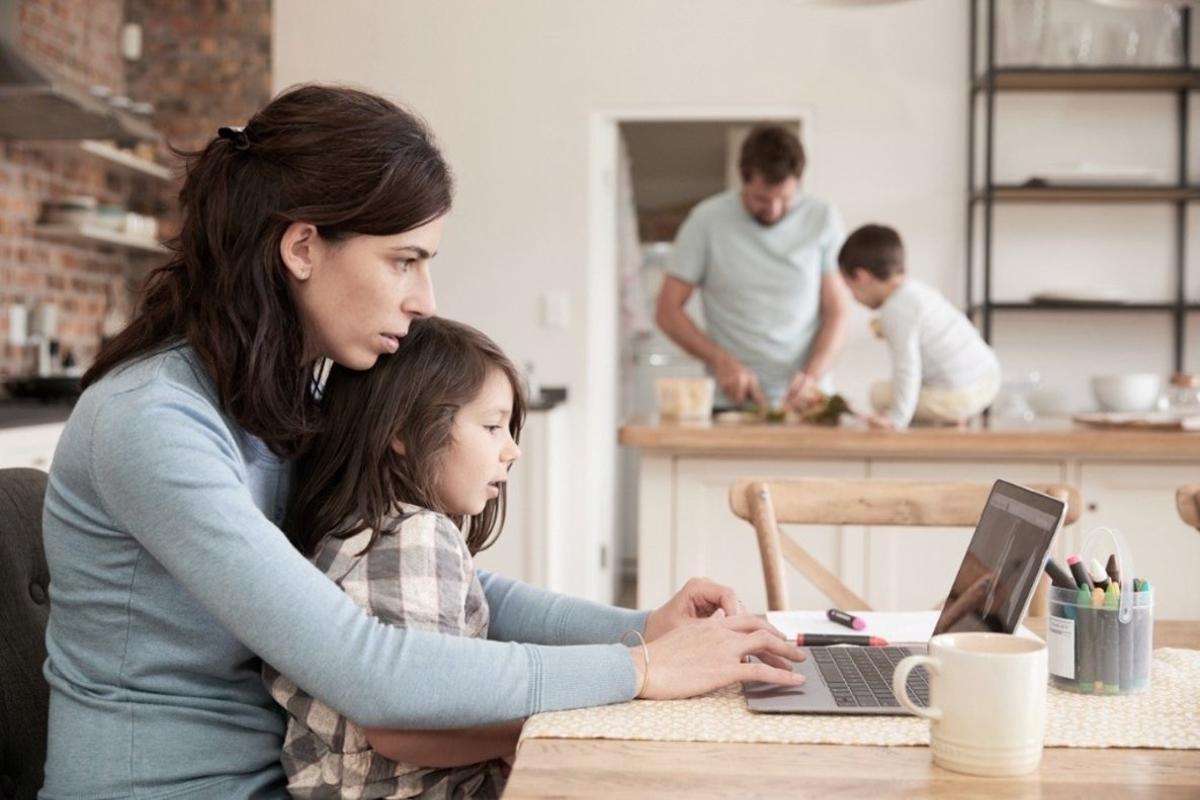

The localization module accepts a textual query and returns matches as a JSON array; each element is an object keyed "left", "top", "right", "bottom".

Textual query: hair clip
[{"left": 217, "top": 126, "right": 251, "bottom": 151}]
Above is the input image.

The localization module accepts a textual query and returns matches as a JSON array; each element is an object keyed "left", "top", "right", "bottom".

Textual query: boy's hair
[
  {"left": 83, "top": 84, "right": 453, "bottom": 459},
  {"left": 738, "top": 125, "right": 806, "bottom": 184},
  {"left": 286, "top": 317, "right": 526, "bottom": 558},
  {"left": 837, "top": 224, "right": 906, "bottom": 281}
]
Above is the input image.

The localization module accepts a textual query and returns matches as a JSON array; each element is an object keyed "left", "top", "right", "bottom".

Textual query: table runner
[{"left": 520, "top": 649, "right": 1199, "bottom": 749}]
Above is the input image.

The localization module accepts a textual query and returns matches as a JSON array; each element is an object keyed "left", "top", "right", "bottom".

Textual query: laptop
[{"left": 743, "top": 479, "right": 1066, "bottom": 715}]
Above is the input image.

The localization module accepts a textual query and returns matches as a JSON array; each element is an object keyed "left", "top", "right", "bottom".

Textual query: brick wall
[{"left": 0, "top": 0, "right": 271, "bottom": 381}]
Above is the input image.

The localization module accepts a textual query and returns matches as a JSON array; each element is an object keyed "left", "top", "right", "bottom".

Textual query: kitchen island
[{"left": 620, "top": 417, "right": 1200, "bottom": 618}]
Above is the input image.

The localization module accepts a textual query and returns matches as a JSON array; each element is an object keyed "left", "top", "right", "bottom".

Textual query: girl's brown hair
[
  {"left": 286, "top": 317, "right": 527, "bottom": 557},
  {"left": 82, "top": 84, "right": 453, "bottom": 458}
]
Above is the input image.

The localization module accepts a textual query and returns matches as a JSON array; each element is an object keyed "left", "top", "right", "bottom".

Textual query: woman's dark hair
[
  {"left": 837, "top": 223, "right": 906, "bottom": 281},
  {"left": 82, "top": 84, "right": 454, "bottom": 458},
  {"left": 286, "top": 317, "right": 527, "bottom": 558},
  {"left": 738, "top": 124, "right": 806, "bottom": 184}
]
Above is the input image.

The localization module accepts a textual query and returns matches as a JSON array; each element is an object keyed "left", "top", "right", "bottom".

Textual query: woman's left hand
[{"left": 643, "top": 577, "right": 751, "bottom": 642}]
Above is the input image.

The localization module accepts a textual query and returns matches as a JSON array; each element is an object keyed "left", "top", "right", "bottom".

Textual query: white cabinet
[
  {"left": 0, "top": 423, "right": 64, "bottom": 471},
  {"left": 634, "top": 452, "right": 1199, "bottom": 619},
  {"left": 472, "top": 405, "right": 570, "bottom": 593},
  {"left": 1076, "top": 462, "right": 1200, "bottom": 620}
]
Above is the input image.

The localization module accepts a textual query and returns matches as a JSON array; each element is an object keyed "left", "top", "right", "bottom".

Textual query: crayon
[
  {"left": 826, "top": 608, "right": 867, "bottom": 631},
  {"left": 1088, "top": 558, "right": 1110, "bottom": 592},
  {"left": 1044, "top": 558, "right": 1076, "bottom": 590},
  {"left": 1092, "top": 587, "right": 1105, "bottom": 692},
  {"left": 1105, "top": 554, "right": 1120, "bottom": 587},
  {"left": 1068, "top": 555, "right": 1094, "bottom": 592},
  {"left": 1076, "top": 584, "right": 1094, "bottom": 693},
  {"left": 1102, "top": 583, "right": 1120, "bottom": 694},
  {"left": 795, "top": 634, "right": 888, "bottom": 647}
]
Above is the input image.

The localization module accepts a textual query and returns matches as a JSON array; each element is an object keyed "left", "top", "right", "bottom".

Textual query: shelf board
[
  {"left": 31, "top": 140, "right": 172, "bottom": 181},
  {"left": 78, "top": 140, "right": 172, "bottom": 180},
  {"left": 972, "top": 185, "right": 1200, "bottom": 203},
  {"left": 35, "top": 223, "right": 168, "bottom": 254},
  {"left": 974, "top": 68, "right": 1200, "bottom": 92},
  {"left": 0, "top": 84, "right": 159, "bottom": 145},
  {"left": 970, "top": 302, "right": 1200, "bottom": 314}
]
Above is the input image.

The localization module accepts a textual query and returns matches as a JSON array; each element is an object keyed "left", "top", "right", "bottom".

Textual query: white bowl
[{"left": 1091, "top": 374, "right": 1162, "bottom": 413}]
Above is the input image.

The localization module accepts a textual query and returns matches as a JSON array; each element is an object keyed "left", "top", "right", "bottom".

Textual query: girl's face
[
  {"left": 434, "top": 367, "right": 522, "bottom": 517},
  {"left": 282, "top": 215, "right": 444, "bottom": 369}
]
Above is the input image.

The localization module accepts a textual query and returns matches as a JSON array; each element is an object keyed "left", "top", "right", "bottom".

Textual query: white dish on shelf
[{"left": 1091, "top": 374, "right": 1162, "bottom": 413}]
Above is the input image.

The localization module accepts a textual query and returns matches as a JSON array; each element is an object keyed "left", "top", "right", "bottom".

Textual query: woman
[{"left": 39, "top": 84, "right": 804, "bottom": 799}]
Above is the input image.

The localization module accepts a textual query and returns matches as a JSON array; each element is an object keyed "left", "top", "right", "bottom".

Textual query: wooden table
[{"left": 505, "top": 620, "right": 1200, "bottom": 799}]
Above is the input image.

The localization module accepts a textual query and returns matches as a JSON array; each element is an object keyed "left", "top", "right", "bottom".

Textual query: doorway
[{"left": 587, "top": 109, "right": 811, "bottom": 604}]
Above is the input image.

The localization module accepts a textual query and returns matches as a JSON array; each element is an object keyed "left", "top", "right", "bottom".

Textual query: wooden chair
[
  {"left": 1176, "top": 484, "right": 1200, "bottom": 530},
  {"left": 728, "top": 478, "right": 1082, "bottom": 614}
]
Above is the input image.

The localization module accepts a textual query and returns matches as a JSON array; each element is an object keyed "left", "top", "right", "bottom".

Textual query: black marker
[
  {"left": 1067, "top": 555, "right": 1094, "bottom": 591},
  {"left": 1044, "top": 558, "right": 1076, "bottom": 590}
]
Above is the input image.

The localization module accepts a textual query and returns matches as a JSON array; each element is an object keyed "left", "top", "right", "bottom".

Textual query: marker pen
[
  {"left": 1044, "top": 558, "right": 1076, "bottom": 590},
  {"left": 1133, "top": 579, "right": 1152, "bottom": 689},
  {"left": 1088, "top": 558, "right": 1110, "bottom": 592},
  {"left": 1102, "top": 583, "right": 1119, "bottom": 695},
  {"left": 1105, "top": 553, "right": 1121, "bottom": 587},
  {"left": 1076, "top": 584, "right": 1094, "bottom": 694},
  {"left": 1119, "top": 582, "right": 1134, "bottom": 691},
  {"left": 795, "top": 634, "right": 888, "bottom": 647},
  {"left": 1092, "top": 587, "right": 1105, "bottom": 693},
  {"left": 1068, "top": 555, "right": 1094, "bottom": 591},
  {"left": 826, "top": 608, "right": 867, "bottom": 631}
]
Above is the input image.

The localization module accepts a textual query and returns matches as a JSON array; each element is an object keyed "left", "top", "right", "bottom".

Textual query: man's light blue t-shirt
[
  {"left": 39, "top": 344, "right": 647, "bottom": 799},
  {"left": 669, "top": 190, "right": 844, "bottom": 406}
]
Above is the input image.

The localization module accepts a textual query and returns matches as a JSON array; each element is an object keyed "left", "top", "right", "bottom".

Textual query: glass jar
[{"left": 1161, "top": 373, "right": 1200, "bottom": 414}]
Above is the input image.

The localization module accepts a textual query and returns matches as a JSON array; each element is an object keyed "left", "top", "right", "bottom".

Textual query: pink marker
[{"left": 826, "top": 608, "right": 866, "bottom": 631}]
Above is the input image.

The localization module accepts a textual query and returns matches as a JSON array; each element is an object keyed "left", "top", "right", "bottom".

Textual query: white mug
[{"left": 892, "top": 632, "right": 1048, "bottom": 777}]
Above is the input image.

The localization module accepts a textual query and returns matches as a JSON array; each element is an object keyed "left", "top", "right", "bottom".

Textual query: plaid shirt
[{"left": 263, "top": 504, "right": 509, "bottom": 799}]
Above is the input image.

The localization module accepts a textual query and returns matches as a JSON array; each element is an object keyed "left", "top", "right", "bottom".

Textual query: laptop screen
[{"left": 932, "top": 480, "right": 1066, "bottom": 636}]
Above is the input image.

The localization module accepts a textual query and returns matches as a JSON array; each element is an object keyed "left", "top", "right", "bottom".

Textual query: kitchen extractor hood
[{"left": 0, "top": 0, "right": 158, "bottom": 144}]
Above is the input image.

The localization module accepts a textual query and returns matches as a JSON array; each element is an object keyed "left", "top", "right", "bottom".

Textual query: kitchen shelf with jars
[
  {"left": 8, "top": 82, "right": 175, "bottom": 255},
  {"left": 966, "top": 0, "right": 1197, "bottom": 371}
]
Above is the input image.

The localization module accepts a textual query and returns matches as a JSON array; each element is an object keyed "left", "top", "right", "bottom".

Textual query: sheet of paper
[{"left": 766, "top": 610, "right": 1037, "bottom": 644}]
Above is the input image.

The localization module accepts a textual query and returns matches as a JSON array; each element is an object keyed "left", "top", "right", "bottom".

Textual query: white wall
[{"left": 274, "top": 0, "right": 1193, "bottom": 599}]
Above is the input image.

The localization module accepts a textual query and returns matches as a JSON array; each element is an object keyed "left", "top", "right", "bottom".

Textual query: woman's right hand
[{"left": 630, "top": 613, "right": 806, "bottom": 700}]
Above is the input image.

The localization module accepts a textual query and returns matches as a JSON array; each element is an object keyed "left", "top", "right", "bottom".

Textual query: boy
[{"left": 838, "top": 224, "right": 1000, "bottom": 430}]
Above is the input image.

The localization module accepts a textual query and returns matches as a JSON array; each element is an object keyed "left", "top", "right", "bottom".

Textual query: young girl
[{"left": 264, "top": 317, "right": 526, "bottom": 798}]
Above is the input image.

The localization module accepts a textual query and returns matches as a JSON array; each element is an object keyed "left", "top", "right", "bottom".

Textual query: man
[{"left": 655, "top": 125, "right": 848, "bottom": 410}]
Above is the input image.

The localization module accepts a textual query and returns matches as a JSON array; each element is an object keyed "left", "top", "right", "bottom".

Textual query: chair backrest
[
  {"left": 0, "top": 468, "right": 50, "bottom": 800},
  {"left": 729, "top": 478, "right": 1082, "bottom": 613},
  {"left": 1176, "top": 484, "right": 1200, "bottom": 530}
]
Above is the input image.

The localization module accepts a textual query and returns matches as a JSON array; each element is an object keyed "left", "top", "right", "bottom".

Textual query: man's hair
[
  {"left": 837, "top": 224, "right": 906, "bottom": 280},
  {"left": 738, "top": 125, "right": 805, "bottom": 184}
]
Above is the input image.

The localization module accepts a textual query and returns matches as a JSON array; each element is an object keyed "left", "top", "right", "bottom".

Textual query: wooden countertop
[{"left": 618, "top": 417, "right": 1200, "bottom": 460}]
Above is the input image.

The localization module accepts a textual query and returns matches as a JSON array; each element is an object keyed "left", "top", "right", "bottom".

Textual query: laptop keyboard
[{"left": 811, "top": 646, "right": 929, "bottom": 709}]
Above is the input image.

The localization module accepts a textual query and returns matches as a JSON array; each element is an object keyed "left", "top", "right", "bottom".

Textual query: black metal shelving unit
[{"left": 967, "top": 0, "right": 1198, "bottom": 371}]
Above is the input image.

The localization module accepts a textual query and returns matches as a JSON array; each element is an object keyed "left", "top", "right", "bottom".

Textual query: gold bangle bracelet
[{"left": 621, "top": 629, "right": 650, "bottom": 698}]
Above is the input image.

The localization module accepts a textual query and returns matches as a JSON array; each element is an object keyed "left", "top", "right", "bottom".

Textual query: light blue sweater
[{"left": 40, "top": 345, "right": 647, "bottom": 799}]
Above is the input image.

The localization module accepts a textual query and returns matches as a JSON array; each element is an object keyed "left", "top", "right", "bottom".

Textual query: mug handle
[{"left": 892, "top": 654, "right": 941, "bottom": 720}]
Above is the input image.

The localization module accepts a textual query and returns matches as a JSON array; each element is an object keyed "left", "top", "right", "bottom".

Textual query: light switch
[{"left": 8, "top": 303, "right": 27, "bottom": 347}]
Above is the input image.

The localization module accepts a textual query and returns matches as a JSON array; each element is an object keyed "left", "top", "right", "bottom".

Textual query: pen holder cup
[{"left": 1046, "top": 585, "right": 1153, "bottom": 695}]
